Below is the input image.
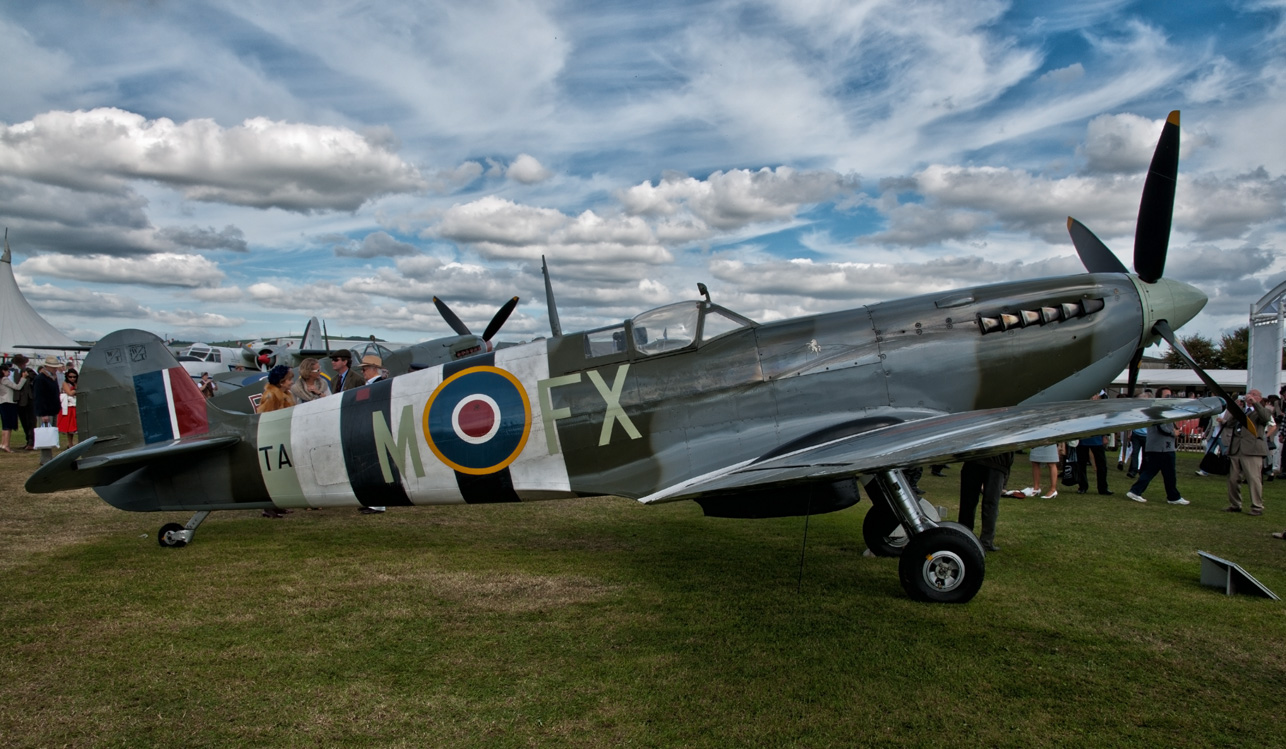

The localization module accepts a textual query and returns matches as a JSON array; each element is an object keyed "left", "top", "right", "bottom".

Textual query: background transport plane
[{"left": 26, "top": 111, "right": 1232, "bottom": 603}]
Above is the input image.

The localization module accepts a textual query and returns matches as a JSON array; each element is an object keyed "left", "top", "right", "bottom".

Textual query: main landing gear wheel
[
  {"left": 898, "top": 524, "right": 985, "bottom": 604},
  {"left": 862, "top": 501, "right": 907, "bottom": 557},
  {"left": 157, "top": 522, "right": 187, "bottom": 548}
]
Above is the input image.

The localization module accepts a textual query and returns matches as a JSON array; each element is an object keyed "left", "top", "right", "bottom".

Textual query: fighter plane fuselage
[{"left": 76, "top": 271, "right": 1160, "bottom": 515}]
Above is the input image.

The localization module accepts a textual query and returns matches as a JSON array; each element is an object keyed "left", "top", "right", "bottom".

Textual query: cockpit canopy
[
  {"left": 582, "top": 300, "right": 756, "bottom": 359},
  {"left": 180, "top": 344, "right": 222, "bottom": 363}
]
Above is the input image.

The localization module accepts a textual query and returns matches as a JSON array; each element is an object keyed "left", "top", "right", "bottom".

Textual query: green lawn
[{"left": 2, "top": 450, "right": 1284, "bottom": 747}]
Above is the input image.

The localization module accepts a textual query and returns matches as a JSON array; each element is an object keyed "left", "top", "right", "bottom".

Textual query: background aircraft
[
  {"left": 26, "top": 111, "right": 1231, "bottom": 603},
  {"left": 174, "top": 342, "right": 244, "bottom": 379},
  {"left": 381, "top": 296, "right": 520, "bottom": 374},
  {"left": 238, "top": 316, "right": 330, "bottom": 371},
  {"left": 208, "top": 299, "right": 523, "bottom": 413}
]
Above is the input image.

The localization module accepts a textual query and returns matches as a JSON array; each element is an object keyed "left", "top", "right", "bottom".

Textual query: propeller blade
[
  {"left": 433, "top": 297, "right": 472, "bottom": 336},
  {"left": 483, "top": 296, "right": 519, "bottom": 342},
  {"left": 1154, "top": 320, "right": 1254, "bottom": 436},
  {"left": 1134, "top": 111, "right": 1180, "bottom": 283},
  {"left": 1068, "top": 217, "right": 1129, "bottom": 274},
  {"left": 1126, "top": 347, "right": 1143, "bottom": 397}
]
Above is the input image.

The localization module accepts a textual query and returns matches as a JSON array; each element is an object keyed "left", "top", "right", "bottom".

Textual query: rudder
[{"left": 79, "top": 329, "right": 211, "bottom": 451}]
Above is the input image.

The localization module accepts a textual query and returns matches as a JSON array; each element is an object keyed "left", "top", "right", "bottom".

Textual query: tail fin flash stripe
[
  {"left": 134, "top": 367, "right": 209, "bottom": 444},
  {"left": 171, "top": 368, "right": 210, "bottom": 437}
]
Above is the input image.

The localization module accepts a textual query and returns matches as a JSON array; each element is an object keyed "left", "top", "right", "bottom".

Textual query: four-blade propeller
[
  {"left": 432, "top": 295, "right": 520, "bottom": 345},
  {"left": 1066, "top": 111, "right": 1253, "bottom": 434}
]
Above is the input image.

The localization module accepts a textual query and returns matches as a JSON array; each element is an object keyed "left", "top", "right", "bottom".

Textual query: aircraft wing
[
  {"left": 640, "top": 397, "right": 1222, "bottom": 504},
  {"left": 17, "top": 343, "right": 94, "bottom": 351}
]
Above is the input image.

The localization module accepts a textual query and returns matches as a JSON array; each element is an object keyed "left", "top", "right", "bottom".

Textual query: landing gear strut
[
  {"left": 860, "top": 477, "right": 944, "bottom": 558},
  {"left": 157, "top": 511, "right": 210, "bottom": 548}
]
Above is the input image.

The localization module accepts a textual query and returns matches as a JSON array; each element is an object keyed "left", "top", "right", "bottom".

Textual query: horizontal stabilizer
[
  {"left": 641, "top": 397, "right": 1223, "bottom": 504},
  {"left": 25, "top": 434, "right": 241, "bottom": 494}
]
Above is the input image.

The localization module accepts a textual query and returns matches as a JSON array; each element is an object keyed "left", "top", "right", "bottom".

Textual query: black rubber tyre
[
  {"left": 157, "top": 522, "right": 187, "bottom": 548},
  {"left": 935, "top": 521, "right": 986, "bottom": 557},
  {"left": 862, "top": 501, "right": 906, "bottom": 557},
  {"left": 898, "top": 525, "right": 985, "bottom": 603}
]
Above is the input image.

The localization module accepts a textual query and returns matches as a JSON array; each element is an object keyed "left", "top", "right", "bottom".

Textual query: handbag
[
  {"left": 1061, "top": 447, "right": 1079, "bottom": 486},
  {"left": 33, "top": 425, "right": 59, "bottom": 449},
  {"left": 1199, "top": 451, "right": 1230, "bottom": 476},
  {"left": 1198, "top": 427, "right": 1231, "bottom": 476}
]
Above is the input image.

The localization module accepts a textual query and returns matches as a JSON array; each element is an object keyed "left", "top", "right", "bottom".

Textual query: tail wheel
[
  {"left": 157, "top": 522, "right": 187, "bottom": 548},
  {"left": 862, "top": 501, "right": 906, "bottom": 557},
  {"left": 898, "top": 525, "right": 985, "bottom": 603}
]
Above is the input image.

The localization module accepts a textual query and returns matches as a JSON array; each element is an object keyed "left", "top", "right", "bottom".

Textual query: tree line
[{"left": 1163, "top": 327, "right": 1254, "bottom": 369}]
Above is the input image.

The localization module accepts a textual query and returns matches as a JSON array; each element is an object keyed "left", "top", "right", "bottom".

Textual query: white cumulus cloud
[
  {"left": 17, "top": 252, "right": 225, "bottom": 288},
  {"left": 0, "top": 108, "right": 427, "bottom": 212}
]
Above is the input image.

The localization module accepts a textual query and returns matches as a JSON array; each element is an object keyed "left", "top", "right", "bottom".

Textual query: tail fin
[
  {"left": 81, "top": 329, "right": 211, "bottom": 447},
  {"left": 26, "top": 329, "right": 240, "bottom": 494},
  {"left": 298, "top": 315, "right": 328, "bottom": 356}
]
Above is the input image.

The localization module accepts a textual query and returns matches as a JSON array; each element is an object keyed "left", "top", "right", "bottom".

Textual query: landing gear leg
[
  {"left": 157, "top": 510, "right": 210, "bottom": 548},
  {"left": 872, "top": 470, "right": 935, "bottom": 533},
  {"left": 860, "top": 472, "right": 944, "bottom": 557}
]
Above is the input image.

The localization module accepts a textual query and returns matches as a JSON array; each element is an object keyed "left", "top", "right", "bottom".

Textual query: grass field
[{"left": 3, "top": 449, "right": 1285, "bottom": 747}]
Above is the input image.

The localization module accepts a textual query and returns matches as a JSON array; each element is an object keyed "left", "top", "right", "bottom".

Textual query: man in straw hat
[
  {"left": 356, "top": 353, "right": 388, "bottom": 515},
  {"left": 359, "top": 353, "right": 387, "bottom": 385}
]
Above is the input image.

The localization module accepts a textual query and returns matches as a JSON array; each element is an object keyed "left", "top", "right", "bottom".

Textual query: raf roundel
[{"left": 423, "top": 366, "right": 532, "bottom": 475}]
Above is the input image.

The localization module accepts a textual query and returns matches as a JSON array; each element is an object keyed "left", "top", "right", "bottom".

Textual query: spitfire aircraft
[{"left": 27, "top": 111, "right": 1234, "bottom": 603}]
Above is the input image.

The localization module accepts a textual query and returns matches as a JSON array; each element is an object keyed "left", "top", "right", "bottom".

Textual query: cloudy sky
[{"left": 2, "top": 0, "right": 1284, "bottom": 348}]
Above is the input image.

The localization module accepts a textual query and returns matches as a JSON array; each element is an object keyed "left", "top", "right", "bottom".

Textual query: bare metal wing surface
[{"left": 641, "top": 397, "right": 1222, "bottom": 503}]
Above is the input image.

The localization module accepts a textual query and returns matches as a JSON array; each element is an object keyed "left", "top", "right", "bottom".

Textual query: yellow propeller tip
[{"left": 1167, "top": 110, "right": 1180, "bottom": 126}]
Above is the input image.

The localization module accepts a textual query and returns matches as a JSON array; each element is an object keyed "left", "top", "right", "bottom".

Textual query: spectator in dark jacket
[
  {"left": 10, "top": 354, "right": 36, "bottom": 449},
  {"left": 33, "top": 357, "right": 64, "bottom": 465},
  {"left": 33, "top": 357, "right": 62, "bottom": 423}
]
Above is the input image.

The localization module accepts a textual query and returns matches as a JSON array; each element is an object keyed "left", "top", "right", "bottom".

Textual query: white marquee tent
[{"left": 0, "top": 234, "right": 82, "bottom": 358}]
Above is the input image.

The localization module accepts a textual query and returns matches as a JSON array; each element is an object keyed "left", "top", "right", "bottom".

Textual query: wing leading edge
[{"left": 641, "top": 397, "right": 1223, "bottom": 504}]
